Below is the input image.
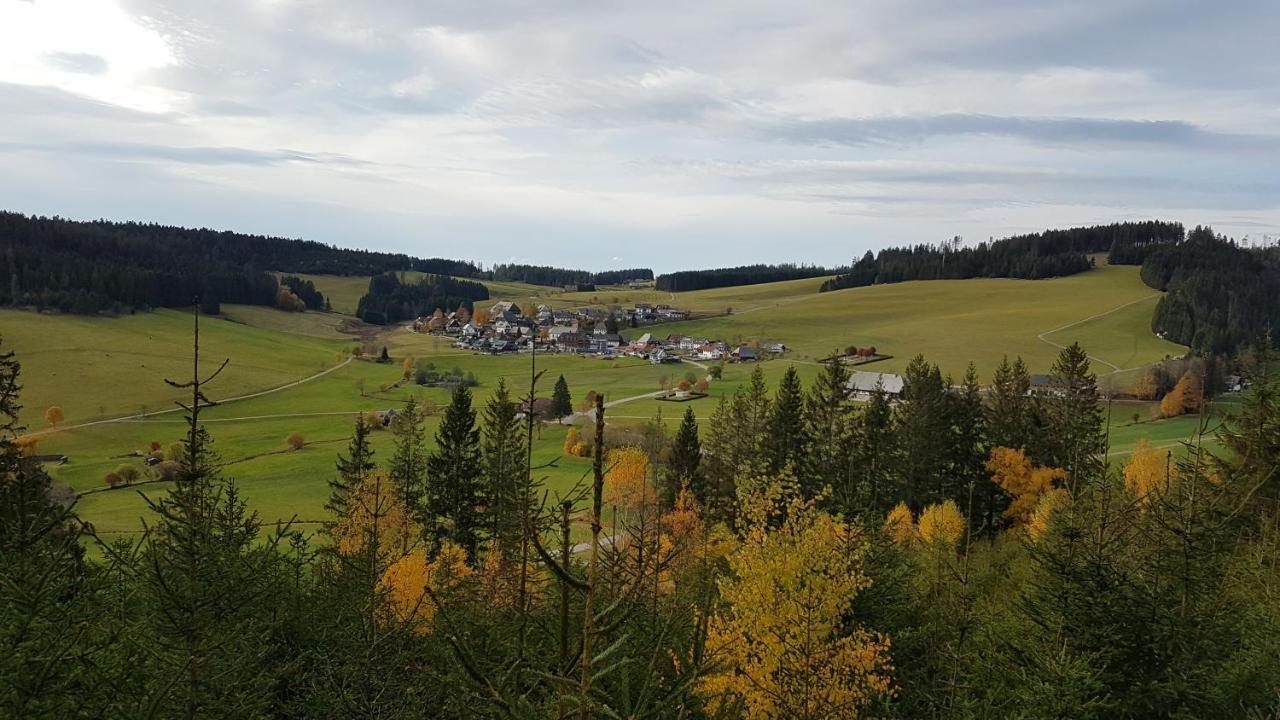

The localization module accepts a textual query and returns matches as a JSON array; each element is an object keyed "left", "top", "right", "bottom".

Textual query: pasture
[{"left": 6, "top": 264, "right": 1206, "bottom": 543}]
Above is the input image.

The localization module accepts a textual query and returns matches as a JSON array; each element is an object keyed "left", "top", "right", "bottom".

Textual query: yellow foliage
[
  {"left": 331, "top": 472, "right": 423, "bottom": 562},
  {"left": 1160, "top": 371, "right": 1201, "bottom": 418},
  {"left": 1124, "top": 439, "right": 1171, "bottom": 507},
  {"left": 884, "top": 502, "right": 917, "bottom": 546},
  {"left": 604, "top": 446, "right": 652, "bottom": 514},
  {"left": 917, "top": 500, "right": 966, "bottom": 549},
  {"left": 13, "top": 435, "right": 40, "bottom": 457},
  {"left": 562, "top": 427, "right": 581, "bottom": 455},
  {"left": 986, "top": 447, "right": 1067, "bottom": 534},
  {"left": 377, "top": 542, "right": 473, "bottom": 635},
  {"left": 44, "top": 405, "right": 64, "bottom": 427},
  {"left": 700, "top": 480, "right": 894, "bottom": 718},
  {"left": 1025, "top": 491, "right": 1065, "bottom": 542},
  {"left": 478, "top": 544, "right": 536, "bottom": 608}
]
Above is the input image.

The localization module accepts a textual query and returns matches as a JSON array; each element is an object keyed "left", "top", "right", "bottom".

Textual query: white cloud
[{"left": 0, "top": 0, "right": 1277, "bottom": 270}]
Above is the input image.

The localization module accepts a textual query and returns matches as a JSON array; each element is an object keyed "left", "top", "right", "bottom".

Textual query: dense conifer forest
[
  {"left": 0, "top": 212, "right": 481, "bottom": 313},
  {"left": 490, "top": 264, "right": 654, "bottom": 287},
  {"left": 655, "top": 264, "right": 839, "bottom": 292},
  {"left": 355, "top": 271, "right": 490, "bottom": 325},
  {"left": 820, "top": 220, "right": 1183, "bottom": 292},
  {"left": 1141, "top": 225, "right": 1280, "bottom": 353},
  {"left": 4, "top": 325, "right": 1278, "bottom": 718}
]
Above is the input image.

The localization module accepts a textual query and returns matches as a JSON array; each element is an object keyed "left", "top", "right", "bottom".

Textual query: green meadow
[{"left": 5, "top": 264, "right": 1209, "bottom": 541}]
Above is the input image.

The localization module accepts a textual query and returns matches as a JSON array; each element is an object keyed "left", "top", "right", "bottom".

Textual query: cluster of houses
[{"left": 411, "top": 300, "right": 712, "bottom": 358}]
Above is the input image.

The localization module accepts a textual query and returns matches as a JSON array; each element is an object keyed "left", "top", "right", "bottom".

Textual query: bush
[
  {"left": 286, "top": 432, "right": 305, "bottom": 450},
  {"left": 153, "top": 460, "right": 181, "bottom": 481},
  {"left": 104, "top": 472, "right": 124, "bottom": 488},
  {"left": 114, "top": 464, "right": 140, "bottom": 485}
]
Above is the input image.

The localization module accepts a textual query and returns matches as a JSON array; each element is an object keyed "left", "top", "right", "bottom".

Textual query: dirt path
[
  {"left": 1035, "top": 293, "right": 1162, "bottom": 374},
  {"left": 30, "top": 356, "right": 354, "bottom": 437}
]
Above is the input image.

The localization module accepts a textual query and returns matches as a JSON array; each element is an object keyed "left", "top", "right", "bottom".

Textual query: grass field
[
  {"left": 656, "top": 266, "right": 1184, "bottom": 378},
  {"left": 8, "top": 264, "right": 1205, "bottom": 543}
]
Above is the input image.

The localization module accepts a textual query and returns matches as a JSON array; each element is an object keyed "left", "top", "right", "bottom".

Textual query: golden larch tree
[
  {"left": 700, "top": 480, "right": 894, "bottom": 719},
  {"left": 1123, "top": 438, "right": 1171, "bottom": 507},
  {"left": 986, "top": 446, "right": 1068, "bottom": 534},
  {"left": 377, "top": 542, "right": 473, "bottom": 635},
  {"left": 884, "top": 502, "right": 918, "bottom": 546},
  {"left": 917, "top": 500, "right": 965, "bottom": 549}
]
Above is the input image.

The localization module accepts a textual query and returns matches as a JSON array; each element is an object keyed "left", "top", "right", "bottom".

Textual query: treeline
[
  {"left": 4, "top": 332, "right": 1279, "bottom": 718},
  {"left": 355, "top": 271, "right": 489, "bottom": 325},
  {"left": 490, "top": 263, "right": 654, "bottom": 287},
  {"left": 1141, "top": 226, "right": 1280, "bottom": 353},
  {"left": 655, "top": 263, "right": 838, "bottom": 292},
  {"left": 0, "top": 212, "right": 481, "bottom": 313},
  {"left": 820, "top": 220, "right": 1183, "bottom": 292}
]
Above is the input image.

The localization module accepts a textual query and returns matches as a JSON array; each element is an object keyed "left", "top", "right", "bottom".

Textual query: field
[{"left": 7, "top": 264, "right": 1206, "bottom": 544}]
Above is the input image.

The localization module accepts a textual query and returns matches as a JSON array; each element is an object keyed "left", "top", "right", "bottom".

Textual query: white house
[{"left": 846, "top": 371, "right": 905, "bottom": 400}]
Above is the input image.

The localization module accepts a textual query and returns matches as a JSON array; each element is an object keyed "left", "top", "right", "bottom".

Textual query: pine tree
[
  {"left": 767, "top": 365, "right": 805, "bottom": 474},
  {"left": 665, "top": 406, "right": 703, "bottom": 508},
  {"left": 388, "top": 398, "right": 427, "bottom": 519},
  {"left": 552, "top": 375, "right": 573, "bottom": 419},
  {"left": 426, "top": 385, "right": 483, "bottom": 558},
  {"left": 481, "top": 379, "right": 526, "bottom": 551},
  {"left": 948, "top": 363, "right": 988, "bottom": 528},
  {"left": 732, "top": 365, "right": 773, "bottom": 479},
  {"left": 330, "top": 414, "right": 376, "bottom": 517},
  {"left": 1041, "top": 343, "right": 1106, "bottom": 488}
]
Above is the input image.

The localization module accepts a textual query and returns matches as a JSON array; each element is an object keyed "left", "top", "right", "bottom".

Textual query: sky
[{"left": 1, "top": 0, "right": 1277, "bottom": 273}]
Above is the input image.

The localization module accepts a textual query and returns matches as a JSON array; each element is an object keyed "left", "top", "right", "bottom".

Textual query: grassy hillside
[
  {"left": 1, "top": 307, "right": 345, "bottom": 429},
  {"left": 657, "top": 266, "right": 1184, "bottom": 378},
  {"left": 292, "top": 272, "right": 554, "bottom": 315}
]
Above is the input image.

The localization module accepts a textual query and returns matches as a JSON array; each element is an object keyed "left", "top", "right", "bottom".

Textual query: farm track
[{"left": 1035, "top": 293, "right": 1162, "bottom": 373}]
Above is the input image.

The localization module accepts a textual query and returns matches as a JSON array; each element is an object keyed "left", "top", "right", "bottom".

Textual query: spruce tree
[
  {"left": 799, "top": 357, "right": 852, "bottom": 502},
  {"left": 481, "top": 379, "right": 526, "bottom": 551},
  {"left": 388, "top": 398, "right": 427, "bottom": 518},
  {"left": 767, "top": 365, "right": 805, "bottom": 474},
  {"left": 948, "top": 363, "right": 988, "bottom": 527},
  {"left": 1041, "top": 342, "right": 1105, "bottom": 488},
  {"left": 551, "top": 375, "right": 573, "bottom": 419},
  {"left": 426, "top": 385, "right": 483, "bottom": 557},
  {"left": 986, "top": 355, "right": 1033, "bottom": 451},
  {"left": 895, "top": 354, "right": 950, "bottom": 510},
  {"left": 329, "top": 414, "right": 376, "bottom": 517},
  {"left": 665, "top": 406, "right": 703, "bottom": 507},
  {"left": 848, "top": 382, "right": 898, "bottom": 516}
]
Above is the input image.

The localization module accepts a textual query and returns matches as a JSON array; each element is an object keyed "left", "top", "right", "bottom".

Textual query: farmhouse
[
  {"left": 846, "top": 371, "right": 905, "bottom": 400},
  {"left": 732, "top": 346, "right": 758, "bottom": 362},
  {"left": 490, "top": 301, "right": 521, "bottom": 316}
]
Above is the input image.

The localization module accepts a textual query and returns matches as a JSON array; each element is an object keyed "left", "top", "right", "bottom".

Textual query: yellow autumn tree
[
  {"left": 377, "top": 542, "right": 473, "bottom": 635},
  {"left": 917, "top": 500, "right": 965, "bottom": 549},
  {"left": 562, "top": 426, "right": 589, "bottom": 457},
  {"left": 884, "top": 502, "right": 918, "bottom": 546},
  {"left": 1131, "top": 368, "right": 1159, "bottom": 401},
  {"left": 1025, "top": 492, "right": 1065, "bottom": 542},
  {"left": 1123, "top": 438, "right": 1171, "bottom": 507},
  {"left": 700, "top": 479, "right": 894, "bottom": 719},
  {"left": 44, "top": 405, "right": 64, "bottom": 428},
  {"left": 986, "top": 447, "right": 1068, "bottom": 534},
  {"left": 331, "top": 472, "right": 423, "bottom": 562},
  {"left": 604, "top": 446, "right": 651, "bottom": 515},
  {"left": 1161, "top": 370, "right": 1202, "bottom": 418}
]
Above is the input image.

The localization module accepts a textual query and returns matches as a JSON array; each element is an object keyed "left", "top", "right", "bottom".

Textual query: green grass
[
  {"left": 292, "top": 272, "right": 556, "bottom": 316},
  {"left": 1, "top": 307, "right": 346, "bottom": 430},
  {"left": 655, "top": 266, "right": 1185, "bottom": 379},
  {"left": 11, "top": 264, "right": 1203, "bottom": 542}
]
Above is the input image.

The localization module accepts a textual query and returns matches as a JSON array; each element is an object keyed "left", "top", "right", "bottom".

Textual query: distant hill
[
  {"left": 491, "top": 263, "right": 653, "bottom": 288},
  {"left": 655, "top": 264, "right": 839, "bottom": 292}
]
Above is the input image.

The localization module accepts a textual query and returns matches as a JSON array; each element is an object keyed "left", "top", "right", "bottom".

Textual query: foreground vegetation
[{"left": 3, "top": 319, "right": 1277, "bottom": 717}]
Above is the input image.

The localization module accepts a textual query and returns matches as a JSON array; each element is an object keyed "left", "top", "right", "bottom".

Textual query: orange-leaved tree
[
  {"left": 45, "top": 405, "right": 64, "bottom": 428},
  {"left": 700, "top": 478, "right": 894, "bottom": 719},
  {"left": 884, "top": 501, "right": 918, "bottom": 546},
  {"left": 986, "top": 446, "right": 1068, "bottom": 534},
  {"left": 331, "top": 472, "right": 423, "bottom": 563},
  {"left": 1123, "top": 438, "right": 1171, "bottom": 507},
  {"left": 377, "top": 542, "right": 472, "bottom": 636},
  {"left": 604, "top": 446, "right": 651, "bottom": 516}
]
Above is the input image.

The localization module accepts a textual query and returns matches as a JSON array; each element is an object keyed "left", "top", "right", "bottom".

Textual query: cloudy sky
[{"left": 1, "top": 0, "right": 1277, "bottom": 271}]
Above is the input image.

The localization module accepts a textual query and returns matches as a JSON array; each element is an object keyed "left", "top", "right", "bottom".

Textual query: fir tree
[
  {"left": 388, "top": 398, "right": 427, "bottom": 518},
  {"left": 767, "top": 365, "right": 806, "bottom": 474},
  {"left": 665, "top": 406, "right": 703, "bottom": 507},
  {"left": 799, "top": 357, "right": 853, "bottom": 502},
  {"left": 551, "top": 374, "right": 573, "bottom": 419},
  {"left": 329, "top": 414, "right": 376, "bottom": 517},
  {"left": 948, "top": 363, "right": 988, "bottom": 528},
  {"left": 1041, "top": 342, "right": 1106, "bottom": 488},
  {"left": 426, "top": 385, "right": 483, "bottom": 557},
  {"left": 848, "top": 382, "right": 898, "bottom": 516},
  {"left": 481, "top": 379, "right": 526, "bottom": 551},
  {"left": 895, "top": 355, "right": 951, "bottom": 510}
]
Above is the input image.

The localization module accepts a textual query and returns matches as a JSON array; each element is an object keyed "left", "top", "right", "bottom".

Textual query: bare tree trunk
[{"left": 579, "top": 393, "right": 605, "bottom": 719}]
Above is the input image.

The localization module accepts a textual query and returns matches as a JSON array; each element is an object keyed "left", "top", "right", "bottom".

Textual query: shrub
[
  {"left": 104, "top": 472, "right": 124, "bottom": 488},
  {"left": 114, "top": 464, "right": 140, "bottom": 485},
  {"left": 286, "top": 432, "right": 306, "bottom": 450},
  {"left": 153, "top": 461, "right": 181, "bottom": 481}
]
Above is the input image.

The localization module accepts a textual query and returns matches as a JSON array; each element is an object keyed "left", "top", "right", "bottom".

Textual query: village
[{"left": 409, "top": 300, "right": 788, "bottom": 366}]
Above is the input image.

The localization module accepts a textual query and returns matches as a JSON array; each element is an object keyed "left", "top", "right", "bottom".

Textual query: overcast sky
[{"left": 1, "top": 0, "right": 1277, "bottom": 272}]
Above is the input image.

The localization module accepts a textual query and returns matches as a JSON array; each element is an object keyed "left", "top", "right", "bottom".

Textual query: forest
[
  {"left": 820, "top": 220, "right": 1184, "bottom": 292},
  {"left": 355, "top": 271, "right": 491, "bottom": 325},
  {"left": 655, "top": 264, "right": 839, "bottom": 292},
  {"left": 490, "top": 264, "right": 654, "bottom": 288},
  {"left": 4, "top": 327, "right": 1278, "bottom": 719},
  {"left": 1141, "top": 226, "right": 1280, "bottom": 354},
  {"left": 0, "top": 212, "right": 482, "bottom": 313}
]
